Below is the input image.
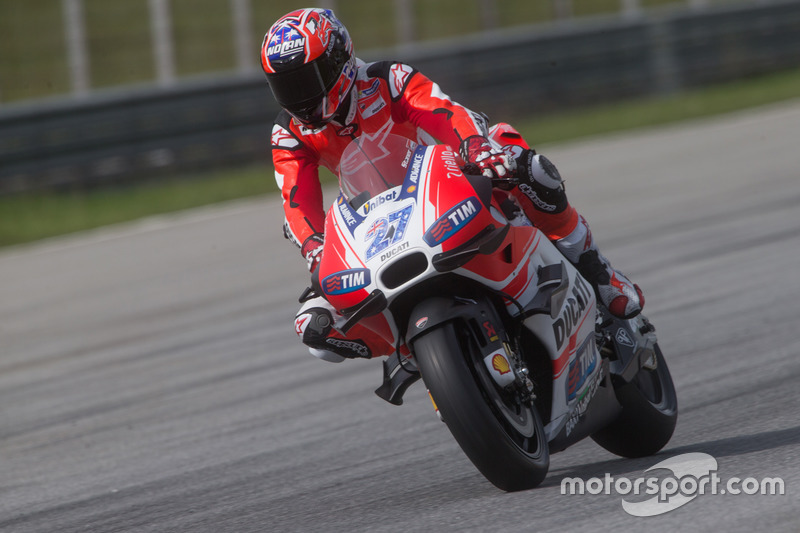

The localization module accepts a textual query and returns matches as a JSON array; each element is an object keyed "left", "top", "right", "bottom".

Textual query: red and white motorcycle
[{"left": 309, "top": 131, "right": 677, "bottom": 491}]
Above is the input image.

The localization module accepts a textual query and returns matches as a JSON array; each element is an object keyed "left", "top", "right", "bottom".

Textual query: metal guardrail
[
  {"left": 405, "top": 1, "right": 800, "bottom": 115},
  {"left": 1, "top": 0, "right": 799, "bottom": 193},
  {"left": 0, "top": 76, "right": 275, "bottom": 191}
]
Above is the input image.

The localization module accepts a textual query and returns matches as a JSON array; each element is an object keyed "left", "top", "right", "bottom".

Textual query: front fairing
[
  {"left": 317, "top": 134, "right": 609, "bottom": 442},
  {"left": 318, "top": 138, "right": 497, "bottom": 313}
]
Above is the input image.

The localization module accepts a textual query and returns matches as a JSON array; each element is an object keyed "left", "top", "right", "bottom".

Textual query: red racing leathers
[
  {"left": 271, "top": 59, "right": 511, "bottom": 251},
  {"left": 273, "top": 59, "right": 581, "bottom": 360}
]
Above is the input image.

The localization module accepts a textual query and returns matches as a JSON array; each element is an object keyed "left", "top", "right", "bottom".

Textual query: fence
[
  {"left": 53, "top": 0, "right": 733, "bottom": 96},
  {"left": 0, "top": 0, "right": 751, "bottom": 104},
  {"left": 1, "top": 0, "right": 799, "bottom": 192}
]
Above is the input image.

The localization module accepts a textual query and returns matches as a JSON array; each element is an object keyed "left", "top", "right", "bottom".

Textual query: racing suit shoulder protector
[
  {"left": 361, "top": 61, "right": 489, "bottom": 150},
  {"left": 271, "top": 110, "right": 304, "bottom": 152},
  {"left": 366, "top": 60, "right": 418, "bottom": 101}
]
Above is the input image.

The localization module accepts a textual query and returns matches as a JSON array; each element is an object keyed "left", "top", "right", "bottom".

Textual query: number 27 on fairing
[{"left": 365, "top": 205, "right": 414, "bottom": 260}]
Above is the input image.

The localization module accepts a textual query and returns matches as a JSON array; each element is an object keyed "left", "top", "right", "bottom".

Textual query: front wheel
[
  {"left": 591, "top": 344, "right": 677, "bottom": 457},
  {"left": 413, "top": 321, "right": 549, "bottom": 491}
]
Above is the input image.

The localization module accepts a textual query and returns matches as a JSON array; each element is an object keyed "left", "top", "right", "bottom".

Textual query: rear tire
[
  {"left": 413, "top": 321, "right": 549, "bottom": 491},
  {"left": 591, "top": 344, "right": 677, "bottom": 457}
]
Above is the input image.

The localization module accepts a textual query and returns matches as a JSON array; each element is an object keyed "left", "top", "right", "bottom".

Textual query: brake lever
[
  {"left": 462, "top": 163, "right": 519, "bottom": 190},
  {"left": 491, "top": 176, "right": 519, "bottom": 191},
  {"left": 298, "top": 286, "right": 320, "bottom": 303}
]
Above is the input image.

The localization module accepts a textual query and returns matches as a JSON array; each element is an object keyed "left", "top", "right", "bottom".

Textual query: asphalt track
[{"left": 2, "top": 100, "right": 799, "bottom": 532}]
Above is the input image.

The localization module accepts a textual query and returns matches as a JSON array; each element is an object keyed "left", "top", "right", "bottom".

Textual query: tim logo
[
  {"left": 567, "top": 348, "right": 597, "bottom": 401},
  {"left": 423, "top": 197, "right": 481, "bottom": 246},
  {"left": 322, "top": 269, "right": 371, "bottom": 296},
  {"left": 267, "top": 26, "right": 306, "bottom": 59}
]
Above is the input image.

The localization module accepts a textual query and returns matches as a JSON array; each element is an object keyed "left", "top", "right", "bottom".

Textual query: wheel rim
[
  {"left": 633, "top": 347, "right": 675, "bottom": 413},
  {"left": 461, "top": 329, "right": 544, "bottom": 457}
]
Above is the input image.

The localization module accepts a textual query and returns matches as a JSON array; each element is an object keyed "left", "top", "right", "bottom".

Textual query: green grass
[
  {"left": 517, "top": 68, "right": 800, "bottom": 146},
  {"left": 0, "top": 166, "right": 273, "bottom": 247},
  {"left": 2, "top": 67, "right": 800, "bottom": 248}
]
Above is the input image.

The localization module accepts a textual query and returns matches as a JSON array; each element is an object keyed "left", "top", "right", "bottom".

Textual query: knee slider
[
  {"left": 294, "top": 307, "right": 372, "bottom": 359},
  {"left": 295, "top": 307, "right": 333, "bottom": 347},
  {"left": 515, "top": 151, "right": 568, "bottom": 214}
]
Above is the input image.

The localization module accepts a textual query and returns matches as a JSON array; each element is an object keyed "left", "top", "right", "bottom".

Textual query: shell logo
[{"left": 492, "top": 354, "right": 511, "bottom": 375}]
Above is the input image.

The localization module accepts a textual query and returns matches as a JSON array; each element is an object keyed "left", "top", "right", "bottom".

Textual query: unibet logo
[{"left": 361, "top": 191, "right": 397, "bottom": 215}]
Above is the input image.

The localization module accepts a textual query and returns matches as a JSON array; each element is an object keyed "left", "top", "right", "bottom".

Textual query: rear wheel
[
  {"left": 591, "top": 344, "right": 677, "bottom": 457},
  {"left": 413, "top": 321, "right": 549, "bottom": 491}
]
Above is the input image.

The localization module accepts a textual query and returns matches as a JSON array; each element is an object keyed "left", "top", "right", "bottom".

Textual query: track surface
[{"left": 2, "top": 101, "right": 799, "bottom": 532}]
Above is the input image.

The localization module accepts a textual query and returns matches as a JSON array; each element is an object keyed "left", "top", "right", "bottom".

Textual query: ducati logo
[{"left": 552, "top": 275, "right": 593, "bottom": 351}]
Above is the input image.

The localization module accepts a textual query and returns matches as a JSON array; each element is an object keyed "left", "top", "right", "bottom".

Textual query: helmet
[{"left": 261, "top": 8, "right": 355, "bottom": 128}]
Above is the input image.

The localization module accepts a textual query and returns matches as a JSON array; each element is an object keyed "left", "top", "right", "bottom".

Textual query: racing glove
[
  {"left": 460, "top": 135, "right": 516, "bottom": 180},
  {"left": 301, "top": 233, "right": 324, "bottom": 272}
]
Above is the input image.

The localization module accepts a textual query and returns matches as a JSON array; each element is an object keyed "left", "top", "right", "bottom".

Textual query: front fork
[
  {"left": 374, "top": 321, "right": 534, "bottom": 407},
  {"left": 481, "top": 340, "right": 536, "bottom": 403},
  {"left": 377, "top": 293, "right": 535, "bottom": 407}
]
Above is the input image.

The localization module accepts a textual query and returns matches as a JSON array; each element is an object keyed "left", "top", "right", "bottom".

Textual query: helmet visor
[{"left": 266, "top": 53, "right": 346, "bottom": 125}]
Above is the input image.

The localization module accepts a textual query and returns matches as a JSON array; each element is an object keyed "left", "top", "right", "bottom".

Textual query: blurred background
[
  {"left": 3, "top": 0, "right": 768, "bottom": 102},
  {"left": 1, "top": 0, "right": 799, "bottom": 245}
]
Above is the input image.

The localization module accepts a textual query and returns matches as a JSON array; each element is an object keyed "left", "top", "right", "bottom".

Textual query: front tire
[
  {"left": 413, "top": 321, "right": 549, "bottom": 491},
  {"left": 591, "top": 344, "right": 677, "bottom": 457}
]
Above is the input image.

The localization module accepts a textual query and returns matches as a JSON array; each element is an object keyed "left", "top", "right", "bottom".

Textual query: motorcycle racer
[{"left": 262, "top": 8, "right": 644, "bottom": 362}]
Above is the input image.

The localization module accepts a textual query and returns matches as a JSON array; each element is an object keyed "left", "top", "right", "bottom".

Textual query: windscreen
[{"left": 338, "top": 133, "right": 418, "bottom": 204}]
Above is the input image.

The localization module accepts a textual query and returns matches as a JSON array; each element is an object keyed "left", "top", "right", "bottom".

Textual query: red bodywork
[{"left": 317, "top": 142, "right": 544, "bottom": 353}]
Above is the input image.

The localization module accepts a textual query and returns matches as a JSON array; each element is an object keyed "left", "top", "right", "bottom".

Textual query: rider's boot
[
  {"left": 487, "top": 123, "right": 644, "bottom": 319},
  {"left": 551, "top": 214, "right": 645, "bottom": 319}
]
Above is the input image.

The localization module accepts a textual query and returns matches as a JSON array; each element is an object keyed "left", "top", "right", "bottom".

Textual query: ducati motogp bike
[{"left": 307, "top": 131, "right": 677, "bottom": 491}]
